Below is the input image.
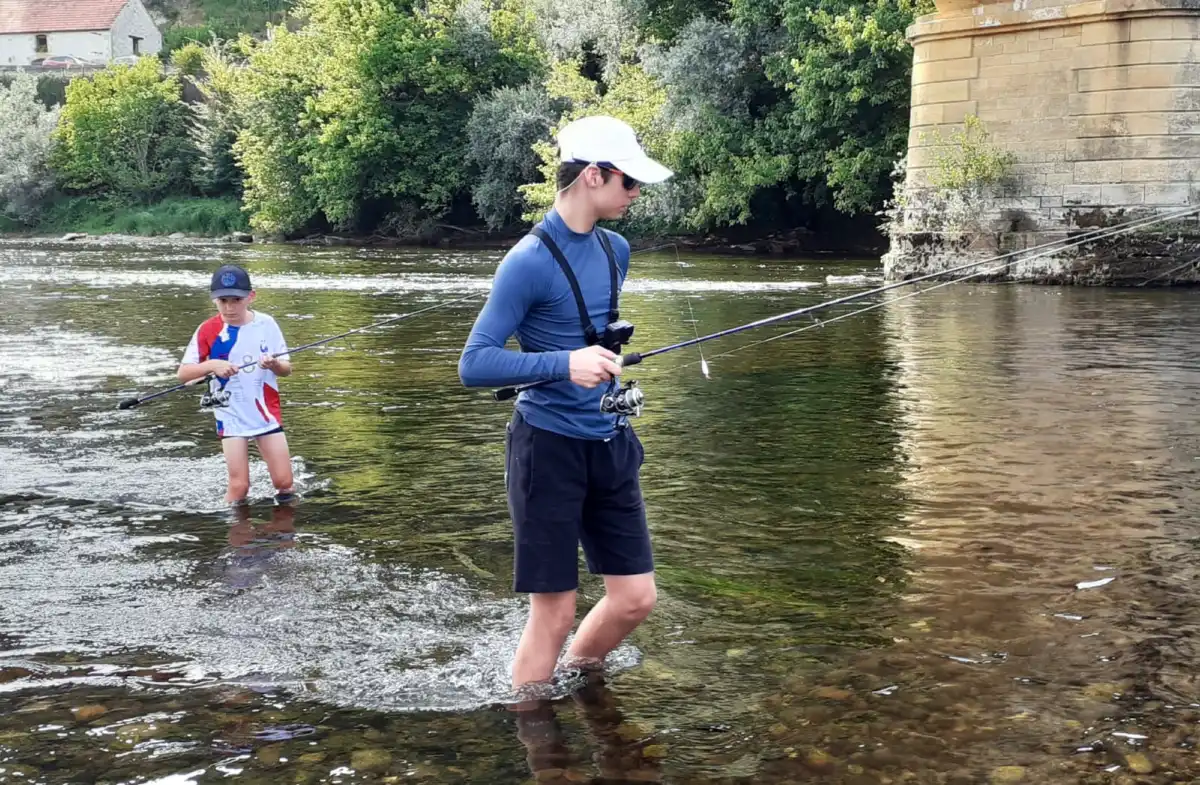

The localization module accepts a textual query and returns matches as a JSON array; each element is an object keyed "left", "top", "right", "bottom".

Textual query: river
[{"left": 0, "top": 239, "right": 1197, "bottom": 784}]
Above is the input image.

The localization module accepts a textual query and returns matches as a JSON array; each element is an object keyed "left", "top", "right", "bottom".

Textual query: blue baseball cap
[{"left": 210, "top": 264, "right": 252, "bottom": 298}]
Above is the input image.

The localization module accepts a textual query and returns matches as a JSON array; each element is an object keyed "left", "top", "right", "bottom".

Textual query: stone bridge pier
[{"left": 883, "top": 0, "right": 1200, "bottom": 284}]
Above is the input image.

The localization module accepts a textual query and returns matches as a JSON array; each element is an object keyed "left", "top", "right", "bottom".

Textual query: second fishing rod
[
  {"left": 493, "top": 204, "right": 1200, "bottom": 413},
  {"left": 119, "top": 291, "right": 486, "bottom": 410}
]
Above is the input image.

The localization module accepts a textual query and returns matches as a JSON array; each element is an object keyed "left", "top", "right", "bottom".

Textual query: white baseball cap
[{"left": 556, "top": 115, "right": 673, "bottom": 184}]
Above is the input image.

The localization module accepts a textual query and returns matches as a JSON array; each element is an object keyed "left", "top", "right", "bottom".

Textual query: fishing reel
[
  {"left": 200, "top": 387, "right": 232, "bottom": 409},
  {"left": 598, "top": 320, "right": 635, "bottom": 354},
  {"left": 600, "top": 380, "right": 644, "bottom": 418}
]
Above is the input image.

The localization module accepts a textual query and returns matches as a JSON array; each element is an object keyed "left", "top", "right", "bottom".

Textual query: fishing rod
[
  {"left": 675, "top": 255, "right": 1022, "bottom": 372},
  {"left": 493, "top": 204, "right": 1200, "bottom": 413},
  {"left": 118, "top": 291, "right": 485, "bottom": 410}
]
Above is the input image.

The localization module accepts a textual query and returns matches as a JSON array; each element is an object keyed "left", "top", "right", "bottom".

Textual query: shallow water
[{"left": 1, "top": 239, "right": 1198, "bottom": 784}]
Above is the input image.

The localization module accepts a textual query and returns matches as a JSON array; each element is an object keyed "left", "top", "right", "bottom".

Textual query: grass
[{"left": 8, "top": 196, "right": 249, "bottom": 237}]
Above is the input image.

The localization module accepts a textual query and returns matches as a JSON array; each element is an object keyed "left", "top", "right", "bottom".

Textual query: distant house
[{"left": 0, "top": 0, "right": 163, "bottom": 66}]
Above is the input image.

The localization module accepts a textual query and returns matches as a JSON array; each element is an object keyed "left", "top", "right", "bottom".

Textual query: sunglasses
[{"left": 574, "top": 160, "right": 640, "bottom": 191}]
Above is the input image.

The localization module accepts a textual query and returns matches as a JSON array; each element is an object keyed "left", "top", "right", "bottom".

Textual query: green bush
[{"left": 50, "top": 58, "right": 194, "bottom": 202}]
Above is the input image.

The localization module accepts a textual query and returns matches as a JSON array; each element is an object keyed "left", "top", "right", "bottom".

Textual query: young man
[
  {"left": 458, "top": 115, "right": 673, "bottom": 690},
  {"left": 177, "top": 264, "right": 295, "bottom": 506}
]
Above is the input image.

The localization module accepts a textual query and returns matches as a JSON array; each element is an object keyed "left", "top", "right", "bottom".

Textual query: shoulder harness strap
[{"left": 530, "top": 225, "right": 622, "bottom": 346}]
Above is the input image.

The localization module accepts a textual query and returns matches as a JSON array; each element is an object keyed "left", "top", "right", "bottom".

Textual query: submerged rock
[
  {"left": 1124, "top": 752, "right": 1153, "bottom": 774},
  {"left": 990, "top": 765, "right": 1026, "bottom": 783},
  {"left": 71, "top": 704, "right": 108, "bottom": 722},
  {"left": 350, "top": 748, "right": 392, "bottom": 772}
]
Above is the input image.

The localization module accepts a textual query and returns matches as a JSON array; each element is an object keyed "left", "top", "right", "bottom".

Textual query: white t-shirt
[{"left": 182, "top": 312, "right": 289, "bottom": 438}]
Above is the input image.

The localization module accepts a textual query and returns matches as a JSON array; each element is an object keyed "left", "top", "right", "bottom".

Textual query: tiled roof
[{"left": 0, "top": 0, "right": 129, "bottom": 35}]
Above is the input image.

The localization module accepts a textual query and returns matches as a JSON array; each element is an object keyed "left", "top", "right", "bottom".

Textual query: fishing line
[
  {"left": 667, "top": 243, "right": 710, "bottom": 379},
  {"left": 668, "top": 219, "right": 1195, "bottom": 371},
  {"left": 672, "top": 260, "right": 1016, "bottom": 373},
  {"left": 118, "top": 291, "right": 486, "bottom": 410},
  {"left": 491, "top": 204, "right": 1200, "bottom": 407}
]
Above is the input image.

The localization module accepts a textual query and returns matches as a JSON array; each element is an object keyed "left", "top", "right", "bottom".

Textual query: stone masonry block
[
  {"left": 1101, "top": 184, "right": 1145, "bottom": 205},
  {"left": 1066, "top": 1, "right": 1106, "bottom": 18},
  {"left": 1010, "top": 51, "right": 1046, "bottom": 64},
  {"left": 1074, "top": 160, "right": 1126, "bottom": 182},
  {"left": 1168, "top": 113, "right": 1200, "bottom": 135},
  {"left": 1106, "top": 88, "right": 1200, "bottom": 114},
  {"left": 1076, "top": 113, "right": 1171, "bottom": 137},
  {"left": 978, "top": 53, "right": 1014, "bottom": 69},
  {"left": 906, "top": 145, "right": 945, "bottom": 169},
  {"left": 1068, "top": 92, "right": 1109, "bottom": 115},
  {"left": 912, "top": 80, "right": 971, "bottom": 105},
  {"left": 1080, "top": 135, "right": 1200, "bottom": 160},
  {"left": 910, "top": 103, "right": 944, "bottom": 127},
  {"left": 1037, "top": 48, "right": 1075, "bottom": 64},
  {"left": 1175, "top": 18, "right": 1199, "bottom": 39},
  {"left": 941, "top": 101, "right": 979, "bottom": 124},
  {"left": 1072, "top": 42, "right": 1153, "bottom": 69},
  {"left": 1077, "top": 64, "right": 1197, "bottom": 93},
  {"left": 1144, "top": 183, "right": 1198, "bottom": 205},
  {"left": 914, "top": 37, "right": 974, "bottom": 64},
  {"left": 1064, "top": 185, "right": 1104, "bottom": 205},
  {"left": 1055, "top": 34, "right": 1083, "bottom": 50},
  {"left": 1003, "top": 38, "right": 1030, "bottom": 55},
  {"left": 1042, "top": 196, "right": 1065, "bottom": 208},
  {"left": 1150, "top": 41, "right": 1200, "bottom": 65},
  {"left": 1129, "top": 17, "right": 1188, "bottom": 40},
  {"left": 1081, "top": 20, "right": 1131, "bottom": 46},
  {"left": 1121, "top": 160, "right": 1191, "bottom": 183},
  {"left": 913, "top": 57, "right": 980, "bottom": 84}
]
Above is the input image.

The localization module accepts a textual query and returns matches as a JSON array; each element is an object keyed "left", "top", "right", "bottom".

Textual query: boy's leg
[
  {"left": 254, "top": 431, "right": 294, "bottom": 498},
  {"left": 506, "top": 410, "right": 588, "bottom": 690},
  {"left": 512, "top": 591, "right": 577, "bottom": 689},
  {"left": 564, "top": 573, "right": 656, "bottom": 666},
  {"left": 221, "top": 437, "right": 251, "bottom": 504},
  {"left": 567, "top": 426, "right": 656, "bottom": 666}
]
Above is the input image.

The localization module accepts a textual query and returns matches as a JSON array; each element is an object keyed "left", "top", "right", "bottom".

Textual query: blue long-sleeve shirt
[{"left": 459, "top": 208, "right": 631, "bottom": 440}]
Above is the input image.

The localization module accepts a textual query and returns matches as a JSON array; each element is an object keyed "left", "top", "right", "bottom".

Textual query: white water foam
[
  {"left": 0, "top": 504, "right": 639, "bottom": 712},
  {"left": 0, "top": 327, "right": 177, "bottom": 389},
  {"left": 0, "top": 266, "right": 825, "bottom": 295}
]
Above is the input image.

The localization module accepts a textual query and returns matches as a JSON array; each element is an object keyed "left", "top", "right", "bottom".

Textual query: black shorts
[{"left": 505, "top": 409, "right": 653, "bottom": 594}]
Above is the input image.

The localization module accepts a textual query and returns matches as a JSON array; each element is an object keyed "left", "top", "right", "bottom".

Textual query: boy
[
  {"left": 177, "top": 263, "right": 296, "bottom": 506},
  {"left": 458, "top": 115, "right": 672, "bottom": 690}
]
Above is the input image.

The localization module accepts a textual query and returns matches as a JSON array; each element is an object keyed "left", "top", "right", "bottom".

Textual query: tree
[
  {"left": 232, "top": 0, "right": 546, "bottom": 237},
  {"left": 466, "top": 85, "right": 563, "bottom": 229},
  {"left": 51, "top": 58, "right": 194, "bottom": 202},
  {"left": 0, "top": 72, "right": 60, "bottom": 223},
  {"left": 766, "top": 0, "right": 933, "bottom": 213}
]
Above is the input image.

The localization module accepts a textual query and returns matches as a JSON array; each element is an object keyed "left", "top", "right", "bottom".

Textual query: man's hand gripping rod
[{"left": 492, "top": 352, "right": 645, "bottom": 402}]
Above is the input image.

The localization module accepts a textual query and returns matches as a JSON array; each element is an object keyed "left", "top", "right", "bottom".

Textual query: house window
[
  {"left": 130, "top": 36, "right": 142, "bottom": 55},
  {"left": 35, "top": 35, "right": 47, "bottom": 54}
]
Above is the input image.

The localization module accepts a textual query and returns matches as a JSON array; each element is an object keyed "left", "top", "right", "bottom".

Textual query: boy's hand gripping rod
[{"left": 118, "top": 292, "right": 484, "bottom": 410}]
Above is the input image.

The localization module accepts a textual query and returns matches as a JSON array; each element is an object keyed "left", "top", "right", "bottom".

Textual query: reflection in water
[
  {"left": 514, "top": 674, "right": 664, "bottom": 784},
  {"left": 219, "top": 503, "right": 298, "bottom": 592},
  {"left": 751, "top": 286, "right": 1200, "bottom": 782}
]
